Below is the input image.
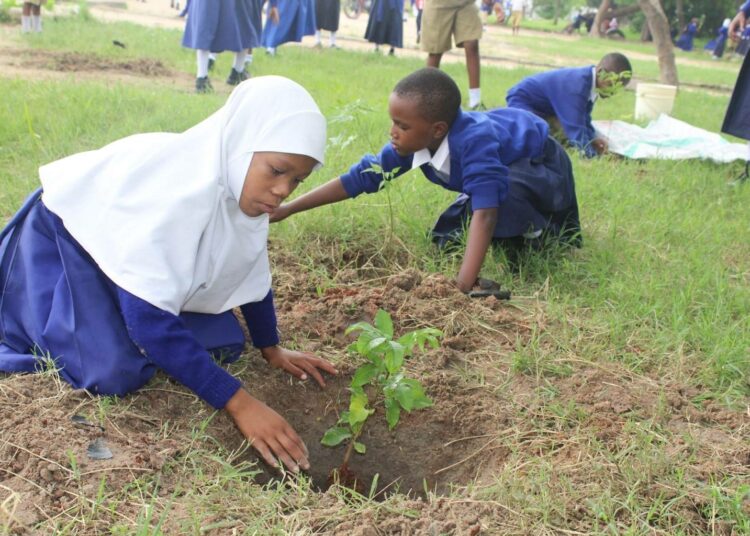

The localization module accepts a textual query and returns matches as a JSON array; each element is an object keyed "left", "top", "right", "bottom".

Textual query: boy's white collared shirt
[
  {"left": 590, "top": 66, "right": 598, "bottom": 103},
  {"left": 411, "top": 136, "right": 451, "bottom": 183}
]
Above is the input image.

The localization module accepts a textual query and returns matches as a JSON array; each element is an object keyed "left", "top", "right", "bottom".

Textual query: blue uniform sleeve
[
  {"left": 743, "top": 2, "right": 750, "bottom": 16},
  {"left": 339, "top": 143, "right": 413, "bottom": 197},
  {"left": 554, "top": 97, "right": 597, "bottom": 158},
  {"left": 118, "top": 288, "right": 242, "bottom": 409},
  {"left": 459, "top": 133, "right": 509, "bottom": 210},
  {"left": 239, "top": 290, "right": 280, "bottom": 348}
]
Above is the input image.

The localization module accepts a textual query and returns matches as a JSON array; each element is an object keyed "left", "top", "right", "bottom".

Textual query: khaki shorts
[
  {"left": 421, "top": 1, "right": 483, "bottom": 54},
  {"left": 510, "top": 10, "right": 523, "bottom": 26}
]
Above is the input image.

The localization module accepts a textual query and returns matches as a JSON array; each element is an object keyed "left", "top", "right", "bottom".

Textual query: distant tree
[
  {"left": 590, "top": 0, "right": 611, "bottom": 36},
  {"left": 638, "top": 0, "right": 678, "bottom": 85}
]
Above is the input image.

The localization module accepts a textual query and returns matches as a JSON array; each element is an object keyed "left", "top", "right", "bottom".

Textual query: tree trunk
[
  {"left": 641, "top": 18, "right": 652, "bottom": 41},
  {"left": 638, "top": 0, "right": 678, "bottom": 85},
  {"left": 553, "top": 0, "right": 560, "bottom": 25},
  {"left": 675, "top": 0, "right": 684, "bottom": 32},
  {"left": 590, "top": 0, "right": 610, "bottom": 37}
]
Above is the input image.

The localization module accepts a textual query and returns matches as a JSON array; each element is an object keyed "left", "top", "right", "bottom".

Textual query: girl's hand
[
  {"left": 225, "top": 388, "right": 309, "bottom": 472},
  {"left": 261, "top": 346, "right": 338, "bottom": 388},
  {"left": 270, "top": 6, "right": 280, "bottom": 24}
]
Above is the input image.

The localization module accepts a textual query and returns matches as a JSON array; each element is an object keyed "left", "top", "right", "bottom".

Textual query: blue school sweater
[
  {"left": 505, "top": 65, "right": 598, "bottom": 158},
  {"left": 118, "top": 289, "right": 279, "bottom": 408},
  {"left": 742, "top": 1, "right": 750, "bottom": 16},
  {"left": 339, "top": 107, "right": 548, "bottom": 210}
]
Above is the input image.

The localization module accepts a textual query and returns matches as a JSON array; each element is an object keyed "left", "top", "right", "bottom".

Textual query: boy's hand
[
  {"left": 261, "top": 346, "right": 338, "bottom": 388},
  {"left": 268, "top": 204, "right": 291, "bottom": 223},
  {"left": 465, "top": 277, "right": 511, "bottom": 300},
  {"left": 225, "top": 388, "right": 309, "bottom": 472},
  {"left": 592, "top": 138, "right": 608, "bottom": 155}
]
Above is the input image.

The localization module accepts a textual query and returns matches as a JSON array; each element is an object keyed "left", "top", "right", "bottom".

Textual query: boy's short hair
[
  {"left": 393, "top": 68, "right": 461, "bottom": 126},
  {"left": 598, "top": 52, "right": 633, "bottom": 84}
]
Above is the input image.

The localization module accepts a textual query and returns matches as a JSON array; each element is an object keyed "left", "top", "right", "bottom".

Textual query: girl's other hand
[
  {"left": 225, "top": 388, "right": 309, "bottom": 472},
  {"left": 261, "top": 346, "right": 338, "bottom": 387},
  {"left": 270, "top": 6, "right": 280, "bottom": 24}
]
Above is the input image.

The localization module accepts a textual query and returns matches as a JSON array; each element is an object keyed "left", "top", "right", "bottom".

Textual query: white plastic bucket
[{"left": 634, "top": 83, "right": 677, "bottom": 121}]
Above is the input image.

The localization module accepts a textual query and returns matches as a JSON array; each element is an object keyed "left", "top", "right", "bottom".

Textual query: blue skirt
[
  {"left": 722, "top": 53, "right": 750, "bottom": 141},
  {"left": 261, "top": 0, "right": 317, "bottom": 48},
  {"left": 182, "top": 0, "right": 259, "bottom": 52},
  {"left": 364, "top": 0, "right": 403, "bottom": 48},
  {"left": 431, "top": 137, "right": 581, "bottom": 247},
  {"left": 0, "top": 191, "right": 245, "bottom": 397}
]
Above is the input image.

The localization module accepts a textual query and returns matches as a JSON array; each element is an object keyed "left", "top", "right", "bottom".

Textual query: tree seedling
[{"left": 321, "top": 309, "right": 441, "bottom": 489}]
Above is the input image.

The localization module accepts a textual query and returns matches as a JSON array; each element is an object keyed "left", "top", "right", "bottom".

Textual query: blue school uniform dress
[
  {"left": 339, "top": 107, "right": 580, "bottom": 247},
  {"left": 365, "top": 0, "right": 404, "bottom": 48},
  {"left": 722, "top": 53, "right": 750, "bottom": 141},
  {"left": 182, "top": 0, "right": 259, "bottom": 52},
  {"left": 706, "top": 25, "right": 729, "bottom": 58},
  {"left": 675, "top": 22, "right": 697, "bottom": 51},
  {"left": 261, "top": 0, "right": 317, "bottom": 49},
  {"left": 0, "top": 191, "right": 279, "bottom": 407},
  {"left": 0, "top": 77, "right": 328, "bottom": 409},
  {"left": 506, "top": 65, "right": 598, "bottom": 158}
]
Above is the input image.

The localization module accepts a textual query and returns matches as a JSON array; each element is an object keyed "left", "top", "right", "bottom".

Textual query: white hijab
[{"left": 40, "top": 76, "right": 326, "bottom": 315}]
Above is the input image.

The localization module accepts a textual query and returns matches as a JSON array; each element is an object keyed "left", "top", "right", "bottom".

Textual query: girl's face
[{"left": 239, "top": 152, "right": 317, "bottom": 217}]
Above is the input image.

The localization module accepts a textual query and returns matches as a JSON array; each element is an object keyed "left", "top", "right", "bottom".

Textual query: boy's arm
[
  {"left": 271, "top": 143, "right": 412, "bottom": 223},
  {"left": 270, "top": 177, "right": 349, "bottom": 222},
  {"left": 456, "top": 208, "right": 498, "bottom": 292}
]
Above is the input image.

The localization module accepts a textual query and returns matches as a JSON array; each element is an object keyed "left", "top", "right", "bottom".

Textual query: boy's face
[
  {"left": 388, "top": 93, "right": 446, "bottom": 156},
  {"left": 596, "top": 69, "right": 631, "bottom": 99},
  {"left": 239, "top": 151, "right": 317, "bottom": 217}
]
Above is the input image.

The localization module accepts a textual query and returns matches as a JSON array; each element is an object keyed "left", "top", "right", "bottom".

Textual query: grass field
[{"left": 1, "top": 6, "right": 749, "bottom": 535}]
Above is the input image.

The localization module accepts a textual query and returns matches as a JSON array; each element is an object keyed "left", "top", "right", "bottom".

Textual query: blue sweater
[
  {"left": 118, "top": 288, "right": 279, "bottom": 409},
  {"left": 340, "top": 107, "right": 548, "bottom": 210},
  {"left": 742, "top": 1, "right": 750, "bottom": 16},
  {"left": 506, "top": 65, "right": 597, "bottom": 158}
]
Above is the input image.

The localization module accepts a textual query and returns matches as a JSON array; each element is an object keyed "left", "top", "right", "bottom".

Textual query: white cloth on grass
[
  {"left": 593, "top": 114, "right": 749, "bottom": 163},
  {"left": 40, "top": 76, "right": 326, "bottom": 315}
]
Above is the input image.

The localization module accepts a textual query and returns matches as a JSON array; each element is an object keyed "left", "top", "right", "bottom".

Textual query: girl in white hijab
[{"left": 0, "top": 76, "right": 335, "bottom": 473}]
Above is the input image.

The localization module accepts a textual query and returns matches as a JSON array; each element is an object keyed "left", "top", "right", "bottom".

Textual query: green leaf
[
  {"left": 346, "top": 321, "right": 379, "bottom": 337},
  {"left": 394, "top": 379, "right": 433, "bottom": 411},
  {"left": 354, "top": 441, "right": 367, "bottom": 454},
  {"left": 348, "top": 390, "right": 373, "bottom": 428},
  {"left": 385, "top": 397, "right": 401, "bottom": 430},
  {"left": 374, "top": 310, "right": 394, "bottom": 338},
  {"left": 367, "top": 337, "right": 387, "bottom": 353},
  {"left": 351, "top": 363, "right": 379, "bottom": 387},
  {"left": 321, "top": 426, "right": 352, "bottom": 447},
  {"left": 384, "top": 347, "right": 404, "bottom": 374},
  {"left": 374, "top": 310, "right": 393, "bottom": 338}
]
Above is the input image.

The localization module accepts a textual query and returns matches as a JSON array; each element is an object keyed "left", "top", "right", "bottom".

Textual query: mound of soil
[
  {"left": 1, "top": 263, "right": 748, "bottom": 533},
  {"left": 4, "top": 47, "right": 172, "bottom": 77}
]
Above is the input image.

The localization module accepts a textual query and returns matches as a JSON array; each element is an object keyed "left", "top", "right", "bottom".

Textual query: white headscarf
[{"left": 40, "top": 76, "right": 326, "bottom": 315}]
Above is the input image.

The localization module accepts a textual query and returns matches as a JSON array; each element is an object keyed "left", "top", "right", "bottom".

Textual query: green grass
[{"left": 1, "top": 11, "right": 749, "bottom": 535}]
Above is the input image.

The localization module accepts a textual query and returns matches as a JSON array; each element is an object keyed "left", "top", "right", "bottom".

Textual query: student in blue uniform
[
  {"left": 730, "top": 1, "right": 750, "bottom": 47},
  {"left": 675, "top": 17, "right": 699, "bottom": 51},
  {"left": 364, "top": 0, "right": 404, "bottom": 56},
  {"left": 182, "top": 0, "right": 262, "bottom": 93},
  {"left": 0, "top": 77, "right": 336, "bottom": 472},
  {"left": 706, "top": 19, "right": 731, "bottom": 60},
  {"left": 261, "top": 0, "right": 317, "bottom": 56},
  {"left": 270, "top": 68, "right": 580, "bottom": 293},
  {"left": 505, "top": 52, "right": 632, "bottom": 158}
]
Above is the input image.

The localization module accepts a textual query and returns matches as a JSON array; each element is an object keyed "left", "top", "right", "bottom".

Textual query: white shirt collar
[
  {"left": 411, "top": 136, "right": 451, "bottom": 178},
  {"left": 590, "top": 66, "right": 598, "bottom": 103}
]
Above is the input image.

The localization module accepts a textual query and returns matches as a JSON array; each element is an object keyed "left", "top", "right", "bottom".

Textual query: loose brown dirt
[{"left": 1, "top": 254, "right": 749, "bottom": 533}]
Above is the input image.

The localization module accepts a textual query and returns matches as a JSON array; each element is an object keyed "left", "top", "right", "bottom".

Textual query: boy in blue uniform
[
  {"left": 505, "top": 53, "right": 632, "bottom": 158},
  {"left": 271, "top": 68, "right": 580, "bottom": 294}
]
